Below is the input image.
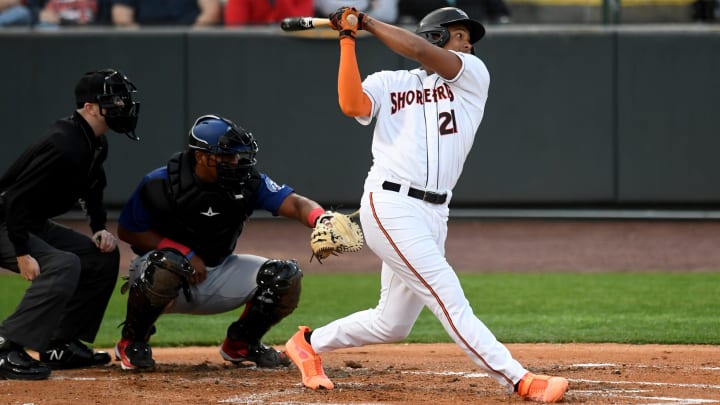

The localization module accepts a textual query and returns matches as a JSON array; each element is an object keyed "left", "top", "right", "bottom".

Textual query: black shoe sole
[
  {"left": 44, "top": 361, "right": 110, "bottom": 370},
  {"left": 41, "top": 353, "right": 112, "bottom": 370},
  {"left": 0, "top": 370, "right": 51, "bottom": 380}
]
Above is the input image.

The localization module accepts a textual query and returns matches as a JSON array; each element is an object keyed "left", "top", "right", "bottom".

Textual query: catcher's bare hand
[
  {"left": 310, "top": 210, "right": 364, "bottom": 262},
  {"left": 187, "top": 254, "right": 207, "bottom": 285}
]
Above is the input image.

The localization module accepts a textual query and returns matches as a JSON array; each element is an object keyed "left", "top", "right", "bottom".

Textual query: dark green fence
[{"left": 1, "top": 26, "right": 718, "bottom": 208}]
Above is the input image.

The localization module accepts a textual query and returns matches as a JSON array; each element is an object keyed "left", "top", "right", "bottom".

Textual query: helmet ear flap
[
  {"left": 415, "top": 7, "right": 486, "bottom": 45},
  {"left": 419, "top": 29, "right": 451, "bottom": 48}
]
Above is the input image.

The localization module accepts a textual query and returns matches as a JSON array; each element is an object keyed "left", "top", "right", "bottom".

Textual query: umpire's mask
[{"left": 75, "top": 69, "right": 141, "bottom": 141}]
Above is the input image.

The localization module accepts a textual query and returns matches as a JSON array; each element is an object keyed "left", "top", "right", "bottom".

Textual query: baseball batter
[{"left": 284, "top": 7, "right": 569, "bottom": 403}]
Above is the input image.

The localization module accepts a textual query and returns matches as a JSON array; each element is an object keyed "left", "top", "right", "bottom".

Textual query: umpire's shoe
[
  {"left": 0, "top": 335, "right": 51, "bottom": 380},
  {"left": 114, "top": 338, "right": 155, "bottom": 371},
  {"left": 40, "top": 339, "right": 111, "bottom": 369},
  {"left": 220, "top": 338, "right": 291, "bottom": 368}
]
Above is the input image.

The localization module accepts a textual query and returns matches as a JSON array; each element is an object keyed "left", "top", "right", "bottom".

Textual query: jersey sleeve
[
  {"left": 117, "top": 168, "right": 165, "bottom": 232},
  {"left": 354, "top": 70, "right": 388, "bottom": 126},
  {"left": 447, "top": 51, "right": 490, "bottom": 99},
  {"left": 254, "top": 172, "right": 294, "bottom": 216},
  {"left": 1, "top": 141, "right": 65, "bottom": 256}
]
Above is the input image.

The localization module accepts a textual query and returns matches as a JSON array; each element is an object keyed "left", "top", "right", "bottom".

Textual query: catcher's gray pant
[
  {"left": 128, "top": 253, "right": 266, "bottom": 314},
  {"left": 0, "top": 220, "right": 119, "bottom": 351}
]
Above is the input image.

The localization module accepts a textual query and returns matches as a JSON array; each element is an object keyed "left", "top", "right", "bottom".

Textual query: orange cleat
[
  {"left": 517, "top": 372, "right": 568, "bottom": 403},
  {"left": 284, "top": 326, "right": 334, "bottom": 390}
]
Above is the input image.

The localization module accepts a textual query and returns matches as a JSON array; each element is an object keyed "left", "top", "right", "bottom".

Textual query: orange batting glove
[{"left": 328, "top": 7, "right": 365, "bottom": 40}]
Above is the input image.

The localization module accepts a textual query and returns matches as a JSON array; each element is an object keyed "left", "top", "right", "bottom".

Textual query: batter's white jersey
[
  {"left": 310, "top": 51, "right": 529, "bottom": 389},
  {"left": 357, "top": 50, "right": 490, "bottom": 199}
]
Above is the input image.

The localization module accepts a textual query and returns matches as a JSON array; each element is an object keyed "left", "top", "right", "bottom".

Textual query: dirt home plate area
[{"left": 2, "top": 218, "right": 720, "bottom": 404}]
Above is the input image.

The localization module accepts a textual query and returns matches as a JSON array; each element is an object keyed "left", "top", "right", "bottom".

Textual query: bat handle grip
[{"left": 281, "top": 17, "right": 313, "bottom": 31}]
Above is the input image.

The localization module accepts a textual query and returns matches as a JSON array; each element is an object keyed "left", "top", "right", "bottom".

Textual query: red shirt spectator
[
  {"left": 224, "top": 0, "right": 313, "bottom": 26},
  {"left": 40, "top": 0, "right": 97, "bottom": 25}
]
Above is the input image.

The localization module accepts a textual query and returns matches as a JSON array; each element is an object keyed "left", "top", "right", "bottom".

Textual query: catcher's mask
[
  {"left": 415, "top": 7, "right": 485, "bottom": 53},
  {"left": 75, "top": 69, "right": 141, "bottom": 141},
  {"left": 188, "top": 114, "right": 259, "bottom": 188}
]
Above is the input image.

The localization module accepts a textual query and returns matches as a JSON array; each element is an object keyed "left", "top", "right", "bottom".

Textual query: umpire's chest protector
[{"left": 141, "top": 152, "right": 259, "bottom": 266}]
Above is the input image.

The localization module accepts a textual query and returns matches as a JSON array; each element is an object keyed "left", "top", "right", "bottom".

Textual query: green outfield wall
[{"left": 0, "top": 26, "right": 718, "bottom": 209}]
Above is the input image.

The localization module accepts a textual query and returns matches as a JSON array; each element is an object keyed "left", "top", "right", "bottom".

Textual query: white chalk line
[
  {"left": 218, "top": 386, "right": 390, "bottom": 405},
  {"left": 24, "top": 364, "right": 718, "bottom": 404},
  {"left": 573, "top": 390, "right": 718, "bottom": 404},
  {"left": 573, "top": 363, "right": 720, "bottom": 371},
  {"left": 572, "top": 378, "right": 720, "bottom": 390}
]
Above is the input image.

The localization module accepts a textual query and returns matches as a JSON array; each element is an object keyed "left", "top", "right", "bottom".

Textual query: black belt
[{"left": 382, "top": 181, "right": 447, "bottom": 205}]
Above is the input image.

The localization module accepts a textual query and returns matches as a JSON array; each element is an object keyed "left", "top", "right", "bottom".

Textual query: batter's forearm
[{"left": 363, "top": 16, "right": 431, "bottom": 63}]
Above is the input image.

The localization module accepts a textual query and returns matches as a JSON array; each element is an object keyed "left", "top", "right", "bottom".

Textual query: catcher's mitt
[{"left": 310, "top": 210, "right": 364, "bottom": 262}]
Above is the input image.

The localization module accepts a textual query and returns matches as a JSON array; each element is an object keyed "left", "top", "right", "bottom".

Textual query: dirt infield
[
  {"left": 2, "top": 218, "right": 720, "bottom": 403},
  {"left": 3, "top": 343, "right": 719, "bottom": 404}
]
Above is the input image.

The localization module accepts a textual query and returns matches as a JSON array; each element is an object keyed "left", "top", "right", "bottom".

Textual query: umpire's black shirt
[{"left": 0, "top": 112, "right": 109, "bottom": 256}]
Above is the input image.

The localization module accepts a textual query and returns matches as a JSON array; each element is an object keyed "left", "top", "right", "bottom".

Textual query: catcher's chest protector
[{"left": 141, "top": 152, "right": 259, "bottom": 266}]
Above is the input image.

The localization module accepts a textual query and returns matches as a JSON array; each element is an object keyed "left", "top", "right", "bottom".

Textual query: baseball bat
[{"left": 280, "top": 17, "right": 332, "bottom": 31}]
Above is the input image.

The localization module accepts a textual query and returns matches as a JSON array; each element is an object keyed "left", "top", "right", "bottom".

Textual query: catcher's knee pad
[
  {"left": 139, "top": 248, "right": 195, "bottom": 307},
  {"left": 122, "top": 249, "right": 194, "bottom": 340},
  {"left": 227, "top": 259, "right": 302, "bottom": 342},
  {"left": 254, "top": 259, "right": 303, "bottom": 318}
]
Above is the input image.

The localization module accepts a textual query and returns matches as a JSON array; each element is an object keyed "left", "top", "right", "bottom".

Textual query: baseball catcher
[
  {"left": 310, "top": 210, "right": 364, "bottom": 262},
  {"left": 114, "top": 114, "right": 327, "bottom": 371}
]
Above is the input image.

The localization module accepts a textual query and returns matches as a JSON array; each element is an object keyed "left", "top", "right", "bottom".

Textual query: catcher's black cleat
[
  {"left": 40, "top": 339, "right": 111, "bottom": 369},
  {"left": 114, "top": 338, "right": 155, "bottom": 371},
  {"left": 0, "top": 335, "right": 51, "bottom": 380},
  {"left": 220, "top": 339, "right": 291, "bottom": 368}
]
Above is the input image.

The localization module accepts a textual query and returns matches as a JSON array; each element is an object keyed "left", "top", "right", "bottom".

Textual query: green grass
[{"left": 1, "top": 272, "right": 718, "bottom": 348}]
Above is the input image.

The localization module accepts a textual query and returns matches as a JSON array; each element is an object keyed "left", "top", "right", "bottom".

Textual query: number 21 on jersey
[{"left": 439, "top": 109, "right": 457, "bottom": 135}]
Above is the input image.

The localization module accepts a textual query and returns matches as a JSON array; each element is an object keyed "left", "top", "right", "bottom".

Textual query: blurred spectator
[
  {"left": 315, "top": 0, "right": 398, "bottom": 23},
  {"left": 398, "top": 0, "right": 510, "bottom": 24},
  {"left": 26, "top": 0, "right": 109, "bottom": 27},
  {"left": 111, "top": 0, "right": 221, "bottom": 27},
  {"left": 0, "top": 0, "right": 32, "bottom": 26},
  {"left": 225, "top": 0, "right": 313, "bottom": 26},
  {"left": 691, "top": 0, "right": 718, "bottom": 21}
]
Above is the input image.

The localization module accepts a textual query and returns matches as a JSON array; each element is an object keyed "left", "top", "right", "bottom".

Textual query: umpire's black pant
[{"left": 0, "top": 220, "right": 119, "bottom": 351}]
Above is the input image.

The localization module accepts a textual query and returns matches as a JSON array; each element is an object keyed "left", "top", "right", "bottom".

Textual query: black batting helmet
[{"left": 416, "top": 7, "right": 485, "bottom": 48}]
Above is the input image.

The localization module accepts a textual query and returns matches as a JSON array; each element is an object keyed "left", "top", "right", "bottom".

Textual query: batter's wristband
[
  {"left": 308, "top": 208, "right": 325, "bottom": 226},
  {"left": 158, "top": 238, "right": 192, "bottom": 257},
  {"left": 339, "top": 30, "right": 356, "bottom": 40}
]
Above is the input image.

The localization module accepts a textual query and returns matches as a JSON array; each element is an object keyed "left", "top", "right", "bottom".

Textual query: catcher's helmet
[
  {"left": 188, "top": 114, "right": 259, "bottom": 184},
  {"left": 75, "top": 69, "right": 141, "bottom": 141},
  {"left": 416, "top": 7, "right": 485, "bottom": 48}
]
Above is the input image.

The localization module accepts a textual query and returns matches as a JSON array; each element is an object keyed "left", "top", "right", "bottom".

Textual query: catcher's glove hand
[{"left": 310, "top": 210, "right": 364, "bottom": 262}]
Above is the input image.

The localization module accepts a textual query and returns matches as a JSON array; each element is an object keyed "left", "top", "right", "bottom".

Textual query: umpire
[{"left": 0, "top": 69, "right": 140, "bottom": 380}]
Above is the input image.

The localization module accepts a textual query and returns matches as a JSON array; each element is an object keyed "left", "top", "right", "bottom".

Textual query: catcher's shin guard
[
  {"left": 121, "top": 249, "right": 195, "bottom": 340},
  {"left": 121, "top": 281, "right": 165, "bottom": 341},
  {"left": 226, "top": 259, "right": 302, "bottom": 343}
]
